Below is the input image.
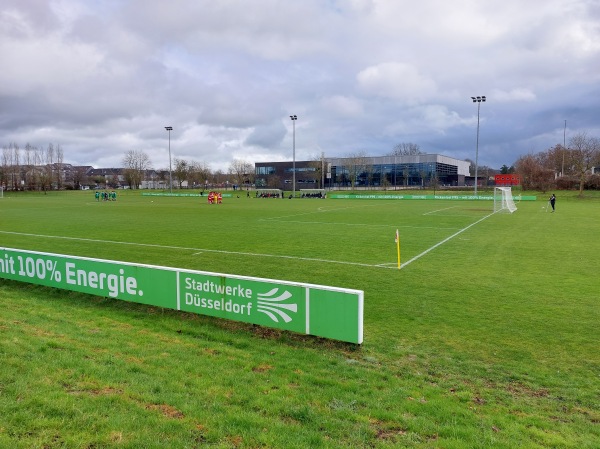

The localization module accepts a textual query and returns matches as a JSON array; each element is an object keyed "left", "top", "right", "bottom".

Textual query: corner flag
[{"left": 395, "top": 229, "right": 400, "bottom": 269}]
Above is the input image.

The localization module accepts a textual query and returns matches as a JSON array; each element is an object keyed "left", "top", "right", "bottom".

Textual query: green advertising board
[
  {"left": 141, "top": 193, "right": 234, "bottom": 198},
  {"left": 328, "top": 193, "right": 537, "bottom": 201},
  {"left": 0, "top": 247, "right": 363, "bottom": 344}
]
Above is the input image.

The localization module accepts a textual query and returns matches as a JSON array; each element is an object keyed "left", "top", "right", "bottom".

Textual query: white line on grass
[
  {"left": 423, "top": 205, "right": 459, "bottom": 215},
  {"left": 261, "top": 203, "right": 380, "bottom": 221},
  {"left": 398, "top": 212, "right": 495, "bottom": 270},
  {"left": 258, "top": 219, "right": 460, "bottom": 230},
  {"left": 0, "top": 230, "right": 380, "bottom": 268},
  {"left": 1, "top": 211, "right": 495, "bottom": 270}
]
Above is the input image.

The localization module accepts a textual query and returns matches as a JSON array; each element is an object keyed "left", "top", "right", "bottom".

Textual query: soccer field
[
  {"left": 1, "top": 190, "right": 598, "bottom": 448},
  {"left": 0, "top": 191, "right": 506, "bottom": 273}
]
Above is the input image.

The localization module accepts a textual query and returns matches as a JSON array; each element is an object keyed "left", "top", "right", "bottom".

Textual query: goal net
[{"left": 493, "top": 187, "right": 517, "bottom": 213}]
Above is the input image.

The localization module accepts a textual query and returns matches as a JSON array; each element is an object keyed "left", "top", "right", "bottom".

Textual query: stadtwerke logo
[{"left": 256, "top": 288, "right": 297, "bottom": 323}]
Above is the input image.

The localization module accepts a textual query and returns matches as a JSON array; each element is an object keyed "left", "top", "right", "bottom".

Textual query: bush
[{"left": 585, "top": 174, "right": 600, "bottom": 190}]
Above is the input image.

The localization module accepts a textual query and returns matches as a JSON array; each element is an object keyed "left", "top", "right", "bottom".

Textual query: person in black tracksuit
[{"left": 549, "top": 194, "right": 556, "bottom": 212}]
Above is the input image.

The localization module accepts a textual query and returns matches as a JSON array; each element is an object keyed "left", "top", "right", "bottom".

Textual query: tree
[
  {"left": 56, "top": 144, "right": 64, "bottom": 189},
  {"left": 345, "top": 152, "right": 368, "bottom": 189},
  {"left": 187, "top": 161, "right": 204, "bottom": 188},
  {"left": 568, "top": 132, "right": 600, "bottom": 195},
  {"left": 514, "top": 153, "right": 554, "bottom": 192},
  {"left": 228, "top": 159, "right": 253, "bottom": 188},
  {"left": 72, "top": 166, "right": 88, "bottom": 190},
  {"left": 212, "top": 169, "right": 227, "bottom": 187},
  {"left": 306, "top": 154, "right": 326, "bottom": 189},
  {"left": 430, "top": 172, "right": 440, "bottom": 194},
  {"left": 12, "top": 143, "right": 21, "bottom": 190},
  {"left": 391, "top": 142, "right": 422, "bottom": 156},
  {"left": 266, "top": 175, "right": 281, "bottom": 189},
  {"left": 173, "top": 158, "right": 189, "bottom": 188},
  {"left": 402, "top": 165, "right": 410, "bottom": 186},
  {"left": 38, "top": 144, "right": 54, "bottom": 193},
  {"left": 122, "top": 150, "right": 152, "bottom": 189},
  {"left": 23, "top": 143, "right": 37, "bottom": 190},
  {"left": 1, "top": 145, "right": 11, "bottom": 190}
]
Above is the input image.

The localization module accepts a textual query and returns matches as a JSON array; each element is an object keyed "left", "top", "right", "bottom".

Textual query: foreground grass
[{"left": 0, "top": 190, "right": 599, "bottom": 448}]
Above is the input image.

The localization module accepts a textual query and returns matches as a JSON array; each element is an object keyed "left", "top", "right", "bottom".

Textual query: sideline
[{"left": 0, "top": 230, "right": 379, "bottom": 269}]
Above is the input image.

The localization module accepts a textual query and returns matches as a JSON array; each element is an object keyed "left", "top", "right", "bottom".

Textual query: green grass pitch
[{"left": 0, "top": 190, "right": 598, "bottom": 448}]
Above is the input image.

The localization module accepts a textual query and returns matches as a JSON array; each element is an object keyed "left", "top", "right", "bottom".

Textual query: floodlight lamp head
[
  {"left": 165, "top": 126, "right": 173, "bottom": 131},
  {"left": 290, "top": 115, "right": 297, "bottom": 120},
  {"left": 471, "top": 97, "right": 476, "bottom": 102},
  {"left": 481, "top": 96, "right": 486, "bottom": 102}
]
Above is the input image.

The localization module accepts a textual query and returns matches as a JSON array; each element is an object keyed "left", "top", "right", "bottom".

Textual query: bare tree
[
  {"left": 23, "top": 143, "right": 37, "bottom": 190},
  {"left": 391, "top": 142, "right": 422, "bottom": 156},
  {"left": 514, "top": 153, "right": 554, "bottom": 192},
  {"left": 568, "top": 132, "right": 600, "bottom": 195},
  {"left": 122, "top": 150, "right": 152, "bottom": 189},
  {"left": 364, "top": 164, "right": 375, "bottom": 189},
  {"left": 228, "top": 159, "right": 253, "bottom": 188},
  {"left": 72, "top": 166, "right": 88, "bottom": 190},
  {"left": 345, "top": 152, "right": 368, "bottom": 189},
  {"left": 267, "top": 175, "right": 281, "bottom": 189},
  {"left": 56, "top": 144, "right": 64, "bottom": 189},
  {"left": 12, "top": 143, "right": 21, "bottom": 190},
  {"left": 1, "top": 144, "right": 11, "bottom": 190},
  {"left": 39, "top": 144, "right": 55, "bottom": 193},
  {"left": 173, "top": 158, "right": 189, "bottom": 188},
  {"left": 189, "top": 161, "right": 212, "bottom": 190}
]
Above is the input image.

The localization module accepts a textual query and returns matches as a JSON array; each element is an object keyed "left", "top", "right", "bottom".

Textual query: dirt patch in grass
[{"left": 146, "top": 403, "right": 185, "bottom": 419}]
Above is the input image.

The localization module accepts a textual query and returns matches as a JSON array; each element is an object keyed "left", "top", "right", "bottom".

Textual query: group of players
[
  {"left": 206, "top": 191, "right": 223, "bottom": 204},
  {"left": 95, "top": 190, "right": 117, "bottom": 201}
]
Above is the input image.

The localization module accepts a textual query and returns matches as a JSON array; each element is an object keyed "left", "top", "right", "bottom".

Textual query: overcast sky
[{"left": 2, "top": 0, "right": 599, "bottom": 172}]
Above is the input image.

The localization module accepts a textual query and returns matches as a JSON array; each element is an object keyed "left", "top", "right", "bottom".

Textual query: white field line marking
[
  {"left": 0, "top": 230, "right": 379, "bottom": 268},
  {"left": 423, "top": 205, "right": 459, "bottom": 215},
  {"left": 261, "top": 203, "right": 380, "bottom": 221},
  {"left": 259, "top": 219, "right": 459, "bottom": 230},
  {"left": 398, "top": 212, "right": 495, "bottom": 270},
  {"left": 1, "top": 211, "right": 494, "bottom": 270}
]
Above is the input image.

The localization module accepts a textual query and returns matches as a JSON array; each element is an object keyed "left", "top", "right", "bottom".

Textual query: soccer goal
[{"left": 493, "top": 187, "right": 517, "bottom": 213}]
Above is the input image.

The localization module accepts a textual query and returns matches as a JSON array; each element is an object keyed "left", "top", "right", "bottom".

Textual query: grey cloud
[{"left": 1, "top": 0, "right": 599, "bottom": 172}]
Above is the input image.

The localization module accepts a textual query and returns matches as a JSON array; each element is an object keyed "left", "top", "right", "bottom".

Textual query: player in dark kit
[{"left": 549, "top": 194, "right": 556, "bottom": 212}]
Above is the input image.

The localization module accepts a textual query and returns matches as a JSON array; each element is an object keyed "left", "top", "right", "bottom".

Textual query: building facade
[{"left": 255, "top": 154, "right": 470, "bottom": 190}]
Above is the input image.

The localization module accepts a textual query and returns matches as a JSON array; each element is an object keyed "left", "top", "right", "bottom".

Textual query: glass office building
[{"left": 255, "top": 154, "right": 470, "bottom": 190}]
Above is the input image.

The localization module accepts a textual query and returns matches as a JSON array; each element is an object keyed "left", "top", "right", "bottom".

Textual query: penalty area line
[
  {"left": 399, "top": 212, "right": 495, "bottom": 269},
  {"left": 423, "top": 205, "right": 459, "bottom": 215}
]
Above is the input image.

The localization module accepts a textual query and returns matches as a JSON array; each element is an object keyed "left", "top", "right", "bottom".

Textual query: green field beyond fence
[{"left": 0, "top": 190, "right": 598, "bottom": 448}]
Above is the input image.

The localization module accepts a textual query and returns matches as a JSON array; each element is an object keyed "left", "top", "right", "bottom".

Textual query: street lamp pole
[
  {"left": 562, "top": 120, "right": 566, "bottom": 177},
  {"left": 165, "top": 126, "right": 173, "bottom": 194},
  {"left": 470, "top": 96, "right": 486, "bottom": 196},
  {"left": 290, "top": 115, "right": 297, "bottom": 198}
]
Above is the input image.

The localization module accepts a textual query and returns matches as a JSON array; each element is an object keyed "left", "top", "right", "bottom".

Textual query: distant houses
[{"left": 0, "top": 164, "right": 173, "bottom": 191}]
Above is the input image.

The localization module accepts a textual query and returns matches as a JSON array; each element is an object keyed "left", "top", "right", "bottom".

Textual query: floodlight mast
[
  {"left": 165, "top": 126, "right": 173, "bottom": 194},
  {"left": 290, "top": 115, "right": 297, "bottom": 198},
  {"left": 562, "top": 120, "right": 566, "bottom": 177},
  {"left": 471, "top": 96, "right": 486, "bottom": 196}
]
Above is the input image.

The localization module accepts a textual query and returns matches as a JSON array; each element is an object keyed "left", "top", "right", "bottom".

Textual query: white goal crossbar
[{"left": 494, "top": 187, "right": 517, "bottom": 213}]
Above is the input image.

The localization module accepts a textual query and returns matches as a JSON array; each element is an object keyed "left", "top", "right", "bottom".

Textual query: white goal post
[{"left": 494, "top": 187, "right": 517, "bottom": 213}]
